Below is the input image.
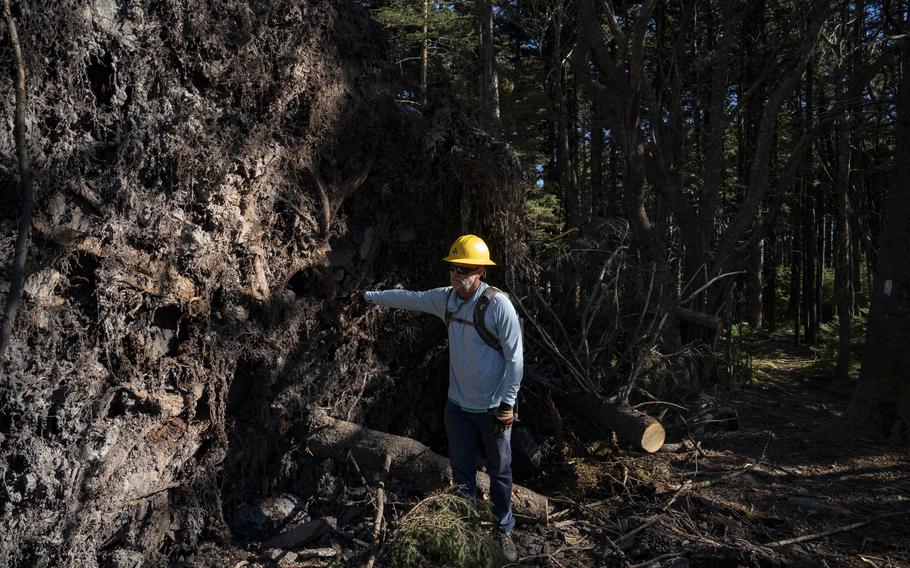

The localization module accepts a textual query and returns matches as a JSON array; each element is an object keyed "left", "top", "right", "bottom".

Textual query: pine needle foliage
[{"left": 386, "top": 492, "right": 505, "bottom": 568}]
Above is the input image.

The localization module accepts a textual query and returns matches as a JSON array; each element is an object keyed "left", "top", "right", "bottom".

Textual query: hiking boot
[{"left": 498, "top": 531, "right": 518, "bottom": 562}]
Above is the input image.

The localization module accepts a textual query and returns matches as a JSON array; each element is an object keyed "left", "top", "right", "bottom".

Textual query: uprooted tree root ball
[{"left": 0, "top": 2, "right": 527, "bottom": 566}]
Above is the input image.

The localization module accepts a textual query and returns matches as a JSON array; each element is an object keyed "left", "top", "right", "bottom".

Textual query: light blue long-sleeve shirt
[{"left": 364, "top": 281, "right": 523, "bottom": 411}]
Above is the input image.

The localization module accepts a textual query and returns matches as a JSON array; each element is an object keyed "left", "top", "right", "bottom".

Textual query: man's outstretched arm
[{"left": 363, "top": 288, "right": 449, "bottom": 319}]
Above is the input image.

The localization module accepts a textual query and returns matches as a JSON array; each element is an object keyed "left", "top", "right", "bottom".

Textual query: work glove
[{"left": 492, "top": 403, "right": 514, "bottom": 436}]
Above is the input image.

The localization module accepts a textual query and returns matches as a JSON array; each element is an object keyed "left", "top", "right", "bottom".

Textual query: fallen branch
[
  {"left": 763, "top": 511, "right": 909, "bottom": 548},
  {"left": 0, "top": 0, "right": 35, "bottom": 365},
  {"left": 505, "top": 544, "right": 596, "bottom": 567},
  {"left": 620, "top": 463, "right": 758, "bottom": 543},
  {"left": 364, "top": 480, "right": 385, "bottom": 568},
  {"left": 630, "top": 552, "right": 683, "bottom": 567},
  {"left": 362, "top": 448, "right": 390, "bottom": 568},
  {"left": 306, "top": 408, "right": 550, "bottom": 522}
]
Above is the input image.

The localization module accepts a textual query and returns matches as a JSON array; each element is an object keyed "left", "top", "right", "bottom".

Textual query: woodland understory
[{"left": 1, "top": 1, "right": 909, "bottom": 567}]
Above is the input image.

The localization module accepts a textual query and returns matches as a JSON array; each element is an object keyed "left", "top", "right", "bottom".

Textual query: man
[{"left": 362, "top": 234, "right": 524, "bottom": 561}]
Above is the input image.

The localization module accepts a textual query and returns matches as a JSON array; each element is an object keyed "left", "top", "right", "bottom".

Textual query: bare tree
[{"left": 572, "top": 0, "right": 831, "bottom": 346}]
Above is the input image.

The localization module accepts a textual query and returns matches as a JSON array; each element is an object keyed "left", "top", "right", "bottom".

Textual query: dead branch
[
  {"left": 629, "top": 552, "right": 683, "bottom": 568},
  {"left": 512, "top": 293, "right": 593, "bottom": 393},
  {"left": 763, "top": 511, "right": 910, "bottom": 548},
  {"left": 617, "top": 270, "right": 744, "bottom": 404},
  {"left": 296, "top": 548, "right": 338, "bottom": 559},
  {"left": 0, "top": 0, "right": 35, "bottom": 365},
  {"left": 684, "top": 463, "right": 757, "bottom": 490},
  {"left": 364, "top": 480, "right": 385, "bottom": 568},
  {"left": 505, "top": 544, "right": 597, "bottom": 567},
  {"left": 619, "top": 463, "right": 759, "bottom": 544}
]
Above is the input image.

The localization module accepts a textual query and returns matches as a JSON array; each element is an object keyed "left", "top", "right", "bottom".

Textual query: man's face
[{"left": 448, "top": 264, "right": 483, "bottom": 292}]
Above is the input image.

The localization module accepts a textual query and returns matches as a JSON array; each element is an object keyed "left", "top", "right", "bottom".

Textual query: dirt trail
[
  {"left": 655, "top": 334, "right": 910, "bottom": 567},
  {"left": 506, "top": 334, "right": 910, "bottom": 568}
]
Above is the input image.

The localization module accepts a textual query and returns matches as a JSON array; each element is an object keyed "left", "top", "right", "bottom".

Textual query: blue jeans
[{"left": 444, "top": 400, "right": 515, "bottom": 533}]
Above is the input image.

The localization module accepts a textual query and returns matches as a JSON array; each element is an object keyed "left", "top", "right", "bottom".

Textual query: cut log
[
  {"left": 306, "top": 409, "right": 550, "bottom": 523},
  {"left": 559, "top": 395, "right": 665, "bottom": 453},
  {"left": 674, "top": 307, "right": 724, "bottom": 334}
]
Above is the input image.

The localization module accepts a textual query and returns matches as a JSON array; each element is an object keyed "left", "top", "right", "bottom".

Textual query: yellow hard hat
[{"left": 443, "top": 234, "right": 496, "bottom": 266}]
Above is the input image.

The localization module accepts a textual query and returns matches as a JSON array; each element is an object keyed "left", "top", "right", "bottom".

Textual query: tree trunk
[
  {"left": 558, "top": 70, "right": 578, "bottom": 228},
  {"left": 845, "top": 30, "right": 910, "bottom": 442},
  {"left": 803, "top": 188, "right": 819, "bottom": 344},
  {"left": 789, "top": 246, "right": 802, "bottom": 343},
  {"left": 476, "top": 0, "right": 501, "bottom": 137},
  {"left": 420, "top": 0, "right": 429, "bottom": 104},
  {"left": 746, "top": 232, "right": 763, "bottom": 328},
  {"left": 835, "top": 112, "right": 853, "bottom": 379},
  {"left": 763, "top": 228, "right": 778, "bottom": 332},
  {"left": 591, "top": 111, "right": 605, "bottom": 220},
  {"left": 802, "top": 54, "right": 819, "bottom": 343},
  {"left": 306, "top": 410, "right": 551, "bottom": 521}
]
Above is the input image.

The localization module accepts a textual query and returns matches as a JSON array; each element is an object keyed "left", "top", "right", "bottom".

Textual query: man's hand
[{"left": 493, "top": 403, "right": 514, "bottom": 436}]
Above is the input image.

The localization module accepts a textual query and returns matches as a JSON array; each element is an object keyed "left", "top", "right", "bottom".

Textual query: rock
[
  {"left": 23, "top": 269, "right": 63, "bottom": 304},
  {"left": 259, "top": 494, "right": 306, "bottom": 525},
  {"left": 265, "top": 549, "right": 297, "bottom": 565},
  {"left": 263, "top": 517, "right": 336, "bottom": 549},
  {"left": 232, "top": 494, "right": 306, "bottom": 537}
]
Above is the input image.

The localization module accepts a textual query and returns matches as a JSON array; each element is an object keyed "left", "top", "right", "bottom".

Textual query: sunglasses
[{"left": 448, "top": 265, "right": 478, "bottom": 275}]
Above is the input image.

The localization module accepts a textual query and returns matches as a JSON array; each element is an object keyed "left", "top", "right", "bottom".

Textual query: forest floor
[
  {"left": 201, "top": 333, "right": 910, "bottom": 567},
  {"left": 504, "top": 332, "right": 910, "bottom": 568}
]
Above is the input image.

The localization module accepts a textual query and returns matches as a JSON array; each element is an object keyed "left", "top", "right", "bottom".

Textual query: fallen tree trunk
[
  {"left": 674, "top": 307, "right": 724, "bottom": 334},
  {"left": 559, "top": 395, "right": 665, "bottom": 453},
  {"left": 306, "top": 409, "right": 550, "bottom": 523}
]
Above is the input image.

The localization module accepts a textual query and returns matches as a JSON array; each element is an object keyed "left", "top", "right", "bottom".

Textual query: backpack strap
[
  {"left": 445, "top": 287, "right": 476, "bottom": 328},
  {"left": 445, "top": 286, "right": 508, "bottom": 355},
  {"left": 444, "top": 288, "right": 454, "bottom": 324},
  {"left": 474, "top": 286, "right": 504, "bottom": 355}
]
